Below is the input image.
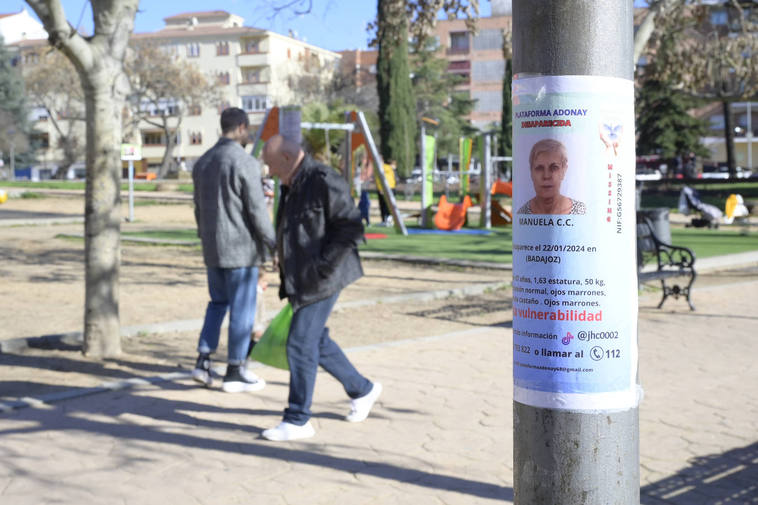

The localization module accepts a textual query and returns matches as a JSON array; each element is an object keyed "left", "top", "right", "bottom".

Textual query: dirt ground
[
  {"left": 1, "top": 192, "right": 755, "bottom": 405},
  {"left": 0, "top": 193, "right": 514, "bottom": 402}
]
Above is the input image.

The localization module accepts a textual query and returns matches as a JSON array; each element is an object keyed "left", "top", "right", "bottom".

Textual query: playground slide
[
  {"left": 490, "top": 180, "right": 513, "bottom": 226},
  {"left": 491, "top": 180, "right": 513, "bottom": 197},
  {"left": 492, "top": 200, "right": 513, "bottom": 226},
  {"left": 434, "top": 195, "right": 473, "bottom": 231}
]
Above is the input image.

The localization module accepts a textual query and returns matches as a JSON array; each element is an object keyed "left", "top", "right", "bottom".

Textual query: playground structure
[
  {"left": 433, "top": 195, "right": 473, "bottom": 231},
  {"left": 251, "top": 106, "right": 408, "bottom": 236},
  {"left": 251, "top": 107, "right": 513, "bottom": 235},
  {"left": 423, "top": 129, "right": 513, "bottom": 231}
]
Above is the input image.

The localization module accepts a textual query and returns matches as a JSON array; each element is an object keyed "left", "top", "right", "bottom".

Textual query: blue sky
[
  {"left": 15, "top": 1, "right": 647, "bottom": 53},
  {"left": 15, "top": 0, "right": 491, "bottom": 52}
]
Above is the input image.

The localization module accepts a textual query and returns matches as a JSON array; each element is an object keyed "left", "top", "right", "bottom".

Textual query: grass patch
[
  {"left": 671, "top": 227, "right": 758, "bottom": 258},
  {"left": 640, "top": 181, "right": 758, "bottom": 211},
  {"left": 361, "top": 225, "right": 514, "bottom": 264},
  {"left": 112, "top": 223, "right": 758, "bottom": 264},
  {"left": 2, "top": 181, "right": 88, "bottom": 190},
  {"left": 19, "top": 192, "right": 45, "bottom": 199},
  {"left": 121, "top": 229, "right": 197, "bottom": 242}
]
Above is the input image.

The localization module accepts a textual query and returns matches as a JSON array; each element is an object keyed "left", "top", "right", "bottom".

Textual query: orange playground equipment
[
  {"left": 434, "top": 195, "right": 473, "bottom": 231},
  {"left": 490, "top": 180, "right": 513, "bottom": 227}
]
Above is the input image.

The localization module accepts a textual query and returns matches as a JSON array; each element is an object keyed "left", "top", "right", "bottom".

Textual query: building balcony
[
  {"left": 241, "top": 79, "right": 271, "bottom": 85},
  {"left": 237, "top": 82, "right": 270, "bottom": 95},
  {"left": 236, "top": 52, "right": 270, "bottom": 67},
  {"left": 446, "top": 47, "right": 470, "bottom": 56}
]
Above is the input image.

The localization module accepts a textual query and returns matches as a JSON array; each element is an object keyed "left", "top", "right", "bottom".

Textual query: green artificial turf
[
  {"left": 115, "top": 222, "right": 758, "bottom": 264},
  {"left": 670, "top": 227, "right": 758, "bottom": 258},
  {"left": 361, "top": 225, "right": 514, "bottom": 264}
]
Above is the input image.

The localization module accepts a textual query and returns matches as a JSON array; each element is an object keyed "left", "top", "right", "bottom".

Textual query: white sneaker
[
  {"left": 346, "top": 382, "right": 382, "bottom": 423},
  {"left": 262, "top": 421, "right": 315, "bottom": 441}
]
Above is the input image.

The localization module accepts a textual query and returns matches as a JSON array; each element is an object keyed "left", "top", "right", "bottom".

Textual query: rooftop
[{"left": 164, "top": 10, "right": 232, "bottom": 21}]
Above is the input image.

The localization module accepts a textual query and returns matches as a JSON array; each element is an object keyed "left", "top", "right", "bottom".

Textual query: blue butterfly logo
[{"left": 603, "top": 123, "right": 622, "bottom": 141}]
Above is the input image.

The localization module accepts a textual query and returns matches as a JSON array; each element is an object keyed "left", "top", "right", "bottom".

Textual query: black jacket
[{"left": 276, "top": 155, "right": 364, "bottom": 310}]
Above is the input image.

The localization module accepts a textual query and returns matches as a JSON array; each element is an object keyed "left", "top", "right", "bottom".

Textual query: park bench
[{"left": 636, "top": 212, "right": 697, "bottom": 311}]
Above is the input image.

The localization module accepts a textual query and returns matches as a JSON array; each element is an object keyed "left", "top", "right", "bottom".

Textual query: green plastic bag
[{"left": 250, "top": 303, "right": 292, "bottom": 370}]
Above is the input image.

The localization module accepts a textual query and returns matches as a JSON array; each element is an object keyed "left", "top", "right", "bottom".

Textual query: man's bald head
[{"left": 263, "top": 134, "right": 304, "bottom": 184}]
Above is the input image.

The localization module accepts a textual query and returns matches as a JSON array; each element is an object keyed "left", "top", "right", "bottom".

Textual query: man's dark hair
[{"left": 220, "top": 107, "right": 249, "bottom": 134}]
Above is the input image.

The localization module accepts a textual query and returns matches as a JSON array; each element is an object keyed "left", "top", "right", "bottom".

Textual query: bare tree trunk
[
  {"left": 158, "top": 118, "right": 180, "bottom": 179},
  {"left": 25, "top": 0, "right": 138, "bottom": 358},
  {"left": 81, "top": 70, "right": 124, "bottom": 357},
  {"left": 722, "top": 100, "right": 737, "bottom": 177}
]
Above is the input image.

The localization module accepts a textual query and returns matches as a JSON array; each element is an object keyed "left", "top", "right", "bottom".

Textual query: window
[
  {"left": 242, "top": 68, "right": 263, "bottom": 83},
  {"left": 472, "top": 29, "right": 503, "bottom": 51},
  {"left": 217, "top": 100, "right": 232, "bottom": 113},
  {"left": 449, "top": 32, "right": 469, "bottom": 53},
  {"left": 142, "top": 130, "right": 179, "bottom": 146},
  {"left": 23, "top": 52, "right": 40, "bottom": 65},
  {"left": 306, "top": 53, "right": 320, "bottom": 71},
  {"left": 30, "top": 132, "right": 49, "bottom": 149},
  {"left": 217, "top": 71, "right": 230, "bottom": 85},
  {"left": 243, "top": 39, "right": 260, "bottom": 53},
  {"left": 710, "top": 10, "right": 728, "bottom": 26},
  {"left": 138, "top": 98, "right": 179, "bottom": 117},
  {"left": 142, "top": 131, "right": 164, "bottom": 145},
  {"left": 216, "top": 41, "right": 230, "bottom": 56},
  {"left": 189, "top": 131, "right": 203, "bottom": 145},
  {"left": 186, "top": 43, "right": 200, "bottom": 57},
  {"left": 471, "top": 90, "right": 502, "bottom": 113},
  {"left": 472, "top": 60, "right": 505, "bottom": 83},
  {"left": 241, "top": 95, "right": 271, "bottom": 112},
  {"left": 448, "top": 60, "right": 471, "bottom": 72},
  {"left": 708, "top": 114, "right": 725, "bottom": 132}
]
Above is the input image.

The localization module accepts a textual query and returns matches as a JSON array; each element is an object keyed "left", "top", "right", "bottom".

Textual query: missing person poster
[{"left": 511, "top": 75, "right": 639, "bottom": 411}]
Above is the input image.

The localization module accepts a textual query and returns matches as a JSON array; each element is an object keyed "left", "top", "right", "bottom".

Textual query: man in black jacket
[{"left": 260, "top": 134, "right": 382, "bottom": 441}]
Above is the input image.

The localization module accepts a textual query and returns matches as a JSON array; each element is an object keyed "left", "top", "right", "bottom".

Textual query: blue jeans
[
  {"left": 197, "top": 266, "right": 258, "bottom": 366},
  {"left": 284, "top": 291, "right": 372, "bottom": 425}
]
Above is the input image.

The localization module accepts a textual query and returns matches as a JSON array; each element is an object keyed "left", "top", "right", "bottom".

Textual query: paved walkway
[{"left": 1, "top": 274, "right": 757, "bottom": 504}]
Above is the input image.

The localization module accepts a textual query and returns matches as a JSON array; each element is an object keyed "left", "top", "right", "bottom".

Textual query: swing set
[{"left": 251, "top": 106, "right": 408, "bottom": 236}]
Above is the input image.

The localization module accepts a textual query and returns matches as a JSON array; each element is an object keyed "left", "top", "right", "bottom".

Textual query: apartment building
[
  {"left": 337, "top": 48, "right": 378, "bottom": 88},
  {"left": 0, "top": 8, "right": 46, "bottom": 44},
  {"left": 432, "top": 14, "right": 512, "bottom": 130},
  {"left": 338, "top": 9, "right": 512, "bottom": 131},
  {"left": 5, "top": 10, "right": 341, "bottom": 173}
]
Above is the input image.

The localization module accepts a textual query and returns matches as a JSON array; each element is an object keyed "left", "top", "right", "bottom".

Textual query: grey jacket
[
  {"left": 193, "top": 138, "right": 275, "bottom": 268},
  {"left": 276, "top": 155, "right": 364, "bottom": 311}
]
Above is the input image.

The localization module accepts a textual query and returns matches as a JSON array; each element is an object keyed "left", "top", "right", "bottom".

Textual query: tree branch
[{"left": 24, "top": 0, "right": 94, "bottom": 71}]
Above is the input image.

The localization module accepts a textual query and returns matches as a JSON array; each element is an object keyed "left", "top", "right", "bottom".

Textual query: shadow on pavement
[
  {"left": 0, "top": 351, "right": 183, "bottom": 399},
  {"left": 0, "top": 379, "right": 513, "bottom": 501},
  {"left": 642, "top": 442, "right": 758, "bottom": 504}
]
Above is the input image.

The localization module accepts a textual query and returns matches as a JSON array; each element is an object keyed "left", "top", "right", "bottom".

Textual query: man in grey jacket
[
  {"left": 192, "top": 108, "right": 276, "bottom": 393},
  {"left": 260, "top": 134, "right": 382, "bottom": 441}
]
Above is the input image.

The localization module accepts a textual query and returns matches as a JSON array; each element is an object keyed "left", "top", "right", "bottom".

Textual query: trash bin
[{"left": 638, "top": 207, "right": 671, "bottom": 244}]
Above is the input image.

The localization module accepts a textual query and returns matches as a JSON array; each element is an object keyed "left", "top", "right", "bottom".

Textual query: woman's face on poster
[{"left": 530, "top": 149, "right": 567, "bottom": 201}]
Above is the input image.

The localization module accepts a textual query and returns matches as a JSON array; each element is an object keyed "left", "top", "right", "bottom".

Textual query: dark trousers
[
  {"left": 377, "top": 190, "right": 390, "bottom": 222},
  {"left": 359, "top": 190, "right": 370, "bottom": 225},
  {"left": 284, "top": 291, "right": 372, "bottom": 425}
]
